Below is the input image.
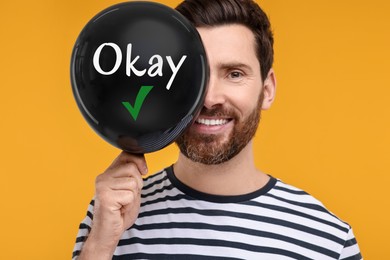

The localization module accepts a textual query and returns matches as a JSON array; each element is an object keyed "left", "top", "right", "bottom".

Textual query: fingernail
[{"left": 143, "top": 166, "right": 148, "bottom": 175}]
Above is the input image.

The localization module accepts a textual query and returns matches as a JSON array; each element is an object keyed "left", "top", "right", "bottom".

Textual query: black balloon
[{"left": 71, "top": 1, "right": 208, "bottom": 153}]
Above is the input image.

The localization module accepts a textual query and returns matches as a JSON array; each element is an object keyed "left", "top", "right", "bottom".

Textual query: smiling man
[{"left": 73, "top": 0, "right": 362, "bottom": 259}]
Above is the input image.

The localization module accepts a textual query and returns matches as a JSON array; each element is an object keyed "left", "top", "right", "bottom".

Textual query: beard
[{"left": 175, "top": 92, "right": 263, "bottom": 165}]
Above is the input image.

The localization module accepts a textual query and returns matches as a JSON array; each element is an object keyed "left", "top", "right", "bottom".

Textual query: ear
[{"left": 261, "top": 68, "right": 277, "bottom": 110}]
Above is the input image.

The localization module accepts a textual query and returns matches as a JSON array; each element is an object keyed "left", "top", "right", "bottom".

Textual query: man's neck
[{"left": 173, "top": 142, "right": 270, "bottom": 196}]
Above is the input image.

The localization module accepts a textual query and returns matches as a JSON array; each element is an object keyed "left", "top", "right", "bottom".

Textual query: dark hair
[{"left": 176, "top": 0, "right": 274, "bottom": 81}]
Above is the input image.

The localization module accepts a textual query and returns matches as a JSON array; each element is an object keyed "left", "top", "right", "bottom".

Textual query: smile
[{"left": 195, "top": 118, "right": 230, "bottom": 126}]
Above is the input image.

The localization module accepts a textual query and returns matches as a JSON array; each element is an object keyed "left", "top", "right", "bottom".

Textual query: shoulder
[
  {"left": 262, "top": 178, "right": 362, "bottom": 258},
  {"left": 260, "top": 177, "right": 355, "bottom": 246},
  {"left": 270, "top": 179, "right": 348, "bottom": 221},
  {"left": 270, "top": 179, "right": 330, "bottom": 210}
]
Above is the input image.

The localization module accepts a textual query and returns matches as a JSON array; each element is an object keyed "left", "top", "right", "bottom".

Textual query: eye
[{"left": 228, "top": 70, "right": 244, "bottom": 80}]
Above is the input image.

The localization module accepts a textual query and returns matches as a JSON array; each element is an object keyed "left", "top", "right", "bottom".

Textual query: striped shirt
[{"left": 73, "top": 166, "right": 362, "bottom": 259}]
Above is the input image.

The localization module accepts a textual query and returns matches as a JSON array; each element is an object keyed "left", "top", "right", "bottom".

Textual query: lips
[
  {"left": 195, "top": 118, "right": 229, "bottom": 126},
  {"left": 192, "top": 116, "right": 233, "bottom": 135},
  {"left": 192, "top": 107, "right": 236, "bottom": 133}
]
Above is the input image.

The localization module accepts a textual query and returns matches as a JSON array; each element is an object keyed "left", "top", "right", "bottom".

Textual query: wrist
[{"left": 78, "top": 232, "right": 119, "bottom": 260}]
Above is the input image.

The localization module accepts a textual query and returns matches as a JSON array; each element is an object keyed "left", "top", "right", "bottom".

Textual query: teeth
[{"left": 196, "top": 118, "right": 228, "bottom": 126}]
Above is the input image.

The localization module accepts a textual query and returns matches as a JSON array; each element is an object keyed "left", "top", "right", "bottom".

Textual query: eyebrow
[{"left": 216, "top": 62, "right": 253, "bottom": 73}]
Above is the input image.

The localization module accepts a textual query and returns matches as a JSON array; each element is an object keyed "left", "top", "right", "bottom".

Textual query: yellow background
[{"left": 0, "top": 0, "right": 388, "bottom": 258}]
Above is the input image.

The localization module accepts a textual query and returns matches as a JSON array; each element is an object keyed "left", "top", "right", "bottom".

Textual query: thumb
[{"left": 108, "top": 151, "right": 148, "bottom": 175}]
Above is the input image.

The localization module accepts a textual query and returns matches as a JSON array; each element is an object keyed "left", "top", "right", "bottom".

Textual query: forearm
[
  {"left": 77, "top": 234, "right": 117, "bottom": 260},
  {"left": 75, "top": 152, "right": 146, "bottom": 259}
]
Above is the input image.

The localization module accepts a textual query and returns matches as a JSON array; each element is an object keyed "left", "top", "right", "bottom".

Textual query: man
[{"left": 73, "top": 0, "right": 362, "bottom": 259}]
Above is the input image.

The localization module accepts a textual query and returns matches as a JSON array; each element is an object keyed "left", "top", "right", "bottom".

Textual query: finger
[
  {"left": 96, "top": 188, "right": 138, "bottom": 210},
  {"left": 108, "top": 163, "right": 144, "bottom": 191},
  {"left": 112, "top": 190, "right": 138, "bottom": 209},
  {"left": 108, "top": 162, "right": 142, "bottom": 179},
  {"left": 108, "top": 177, "right": 141, "bottom": 192},
  {"left": 121, "top": 189, "right": 141, "bottom": 215},
  {"left": 98, "top": 164, "right": 143, "bottom": 194},
  {"left": 109, "top": 151, "right": 148, "bottom": 175}
]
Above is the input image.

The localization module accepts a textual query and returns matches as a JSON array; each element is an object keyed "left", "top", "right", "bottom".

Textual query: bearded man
[{"left": 73, "top": 0, "right": 362, "bottom": 259}]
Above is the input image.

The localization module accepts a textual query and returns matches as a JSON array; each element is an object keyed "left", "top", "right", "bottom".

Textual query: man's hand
[{"left": 79, "top": 152, "right": 148, "bottom": 259}]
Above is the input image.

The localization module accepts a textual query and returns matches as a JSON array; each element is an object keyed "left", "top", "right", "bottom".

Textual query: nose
[{"left": 203, "top": 75, "right": 226, "bottom": 109}]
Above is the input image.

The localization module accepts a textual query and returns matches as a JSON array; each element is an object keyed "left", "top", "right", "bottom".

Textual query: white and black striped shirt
[{"left": 73, "top": 166, "right": 362, "bottom": 259}]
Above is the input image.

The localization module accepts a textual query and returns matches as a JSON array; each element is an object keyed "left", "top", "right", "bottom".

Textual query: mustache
[{"left": 198, "top": 105, "right": 239, "bottom": 119}]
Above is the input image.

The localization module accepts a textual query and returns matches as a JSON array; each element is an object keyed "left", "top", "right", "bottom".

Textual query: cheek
[{"left": 227, "top": 86, "right": 262, "bottom": 117}]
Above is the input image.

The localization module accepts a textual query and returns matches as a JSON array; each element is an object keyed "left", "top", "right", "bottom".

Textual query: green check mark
[{"left": 122, "top": 85, "right": 154, "bottom": 121}]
